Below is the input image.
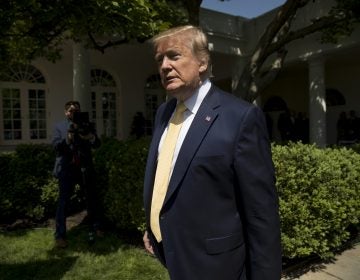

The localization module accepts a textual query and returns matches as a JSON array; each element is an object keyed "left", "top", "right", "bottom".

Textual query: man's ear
[{"left": 199, "top": 61, "right": 207, "bottom": 74}]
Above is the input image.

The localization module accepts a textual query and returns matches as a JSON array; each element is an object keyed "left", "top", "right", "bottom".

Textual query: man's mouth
[{"left": 165, "top": 76, "right": 177, "bottom": 82}]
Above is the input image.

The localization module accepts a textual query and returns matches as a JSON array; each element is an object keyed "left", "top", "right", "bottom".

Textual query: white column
[
  {"left": 73, "top": 43, "right": 91, "bottom": 112},
  {"left": 308, "top": 57, "right": 326, "bottom": 147}
]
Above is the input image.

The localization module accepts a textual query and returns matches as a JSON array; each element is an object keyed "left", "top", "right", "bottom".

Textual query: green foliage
[
  {"left": 321, "top": 0, "right": 360, "bottom": 43},
  {"left": 2, "top": 140, "right": 359, "bottom": 261},
  {"left": 94, "top": 137, "right": 151, "bottom": 232},
  {"left": 0, "top": 0, "right": 188, "bottom": 68},
  {"left": 273, "top": 142, "right": 360, "bottom": 259},
  {"left": 0, "top": 152, "right": 15, "bottom": 221},
  {"left": 0, "top": 144, "right": 58, "bottom": 222}
]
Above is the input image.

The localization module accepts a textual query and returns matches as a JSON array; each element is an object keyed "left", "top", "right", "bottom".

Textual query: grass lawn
[{"left": 0, "top": 225, "right": 169, "bottom": 280}]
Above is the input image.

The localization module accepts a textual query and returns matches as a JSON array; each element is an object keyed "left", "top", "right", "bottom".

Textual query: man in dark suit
[
  {"left": 143, "top": 26, "right": 282, "bottom": 279},
  {"left": 52, "top": 101, "right": 102, "bottom": 248}
]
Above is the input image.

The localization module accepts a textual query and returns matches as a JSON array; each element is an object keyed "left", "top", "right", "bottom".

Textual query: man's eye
[
  {"left": 156, "top": 57, "right": 163, "bottom": 64},
  {"left": 169, "top": 54, "right": 180, "bottom": 60}
]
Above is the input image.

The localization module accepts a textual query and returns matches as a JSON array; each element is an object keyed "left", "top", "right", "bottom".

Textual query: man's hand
[
  {"left": 67, "top": 131, "right": 75, "bottom": 144},
  {"left": 143, "top": 231, "right": 154, "bottom": 255},
  {"left": 79, "top": 133, "right": 96, "bottom": 141}
]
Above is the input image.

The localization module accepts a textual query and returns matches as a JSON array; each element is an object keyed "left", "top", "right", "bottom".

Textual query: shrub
[
  {"left": 0, "top": 152, "right": 16, "bottom": 222},
  {"left": 94, "top": 137, "right": 150, "bottom": 232},
  {"left": 0, "top": 144, "right": 60, "bottom": 223},
  {"left": 273, "top": 142, "right": 360, "bottom": 259},
  {"left": 2, "top": 140, "right": 359, "bottom": 261}
]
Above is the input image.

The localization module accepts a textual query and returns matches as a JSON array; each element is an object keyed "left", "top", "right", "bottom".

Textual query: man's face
[
  {"left": 155, "top": 35, "right": 206, "bottom": 101},
  {"left": 65, "top": 105, "right": 80, "bottom": 121}
]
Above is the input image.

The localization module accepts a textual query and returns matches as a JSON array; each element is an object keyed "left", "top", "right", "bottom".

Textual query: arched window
[
  {"left": 144, "top": 74, "right": 166, "bottom": 135},
  {"left": 0, "top": 65, "right": 47, "bottom": 144},
  {"left": 90, "top": 68, "right": 117, "bottom": 138},
  {"left": 326, "top": 88, "right": 345, "bottom": 107},
  {"left": 263, "top": 96, "right": 288, "bottom": 112}
]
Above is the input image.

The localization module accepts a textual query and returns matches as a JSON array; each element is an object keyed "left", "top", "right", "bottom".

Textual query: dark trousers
[{"left": 55, "top": 166, "right": 100, "bottom": 239}]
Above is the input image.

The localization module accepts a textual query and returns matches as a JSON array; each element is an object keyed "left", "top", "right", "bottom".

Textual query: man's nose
[{"left": 160, "top": 57, "right": 172, "bottom": 71}]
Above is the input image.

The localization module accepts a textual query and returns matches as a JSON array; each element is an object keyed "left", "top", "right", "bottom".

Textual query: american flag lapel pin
[{"left": 205, "top": 116, "right": 211, "bottom": 122}]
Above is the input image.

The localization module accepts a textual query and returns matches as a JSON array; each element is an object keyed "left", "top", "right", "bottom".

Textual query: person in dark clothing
[
  {"left": 294, "top": 112, "right": 309, "bottom": 143},
  {"left": 143, "top": 25, "right": 281, "bottom": 280},
  {"left": 130, "top": 111, "right": 146, "bottom": 139},
  {"left": 347, "top": 110, "right": 360, "bottom": 141},
  {"left": 278, "top": 109, "right": 295, "bottom": 143},
  {"left": 337, "top": 111, "right": 348, "bottom": 144},
  {"left": 52, "top": 101, "right": 102, "bottom": 248}
]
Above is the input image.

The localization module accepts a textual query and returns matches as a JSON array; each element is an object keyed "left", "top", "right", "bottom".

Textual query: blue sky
[{"left": 201, "top": 0, "right": 286, "bottom": 18}]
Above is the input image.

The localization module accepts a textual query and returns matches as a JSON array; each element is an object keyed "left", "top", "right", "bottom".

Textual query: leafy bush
[
  {"left": 0, "top": 152, "right": 16, "bottom": 222},
  {"left": 2, "top": 140, "right": 359, "bottom": 261},
  {"left": 0, "top": 144, "right": 59, "bottom": 222},
  {"left": 273, "top": 142, "right": 360, "bottom": 259},
  {"left": 94, "top": 137, "right": 150, "bottom": 232}
]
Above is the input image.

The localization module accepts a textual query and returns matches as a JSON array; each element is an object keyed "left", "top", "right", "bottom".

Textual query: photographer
[{"left": 52, "top": 101, "right": 102, "bottom": 248}]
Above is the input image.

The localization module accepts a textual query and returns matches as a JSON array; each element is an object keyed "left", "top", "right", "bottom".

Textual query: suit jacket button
[{"left": 160, "top": 215, "right": 165, "bottom": 220}]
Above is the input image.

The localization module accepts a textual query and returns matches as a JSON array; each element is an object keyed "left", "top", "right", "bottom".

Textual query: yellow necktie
[{"left": 150, "top": 102, "right": 187, "bottom": 242}]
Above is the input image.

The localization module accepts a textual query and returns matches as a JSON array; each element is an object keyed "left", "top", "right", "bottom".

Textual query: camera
[{"left": 70, "top": 112, "right": 93, "bottom": 136}]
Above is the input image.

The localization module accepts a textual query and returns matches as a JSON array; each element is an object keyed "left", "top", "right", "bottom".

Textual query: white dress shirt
[{"left": 158, "top": 79, "right": 212, "bottom": 177}]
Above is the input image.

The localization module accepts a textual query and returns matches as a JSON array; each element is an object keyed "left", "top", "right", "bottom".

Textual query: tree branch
[
  {"left": 266, "top": 14, "right": 348, "bottom": 56},
  {"left": 88, "top": 32, "right": 129, "bottom": 53}
]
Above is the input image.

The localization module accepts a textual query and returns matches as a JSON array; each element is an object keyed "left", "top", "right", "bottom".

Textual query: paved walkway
[{"left": 282, "top": 243, "right": 360, "bottom": 280}]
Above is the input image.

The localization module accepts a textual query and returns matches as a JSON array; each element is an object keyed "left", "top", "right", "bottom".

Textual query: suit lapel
[{"left": 164, "top": 87, "right": 220, "bottom": 205}]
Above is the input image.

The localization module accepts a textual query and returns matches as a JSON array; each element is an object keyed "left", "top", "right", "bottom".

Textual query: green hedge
[
  {"left": 0, "top": 144, "right": 84, "bottom": 223},
  {"left": 93, "top": 137, "right": 150, "bottom": 233},
  {"left": 96, "top": 140, "right": 360, "bottom": 259},
  {"left": 1, "top": 141, "right": 359, "bottom": 260},
  {"left": 273, "top": 142, "right": 360, "bottom": 258},
  {"left": 0, "top": 144, "right": 58, "bottom": 222}
]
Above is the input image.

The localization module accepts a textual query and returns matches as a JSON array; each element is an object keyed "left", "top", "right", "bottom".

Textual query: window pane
[
  {"left": 14, "top": 131, "right": 22, "bottom": 139},
  {"left": 29, "top": 100, "right": 37, "bottom": 109},
  {"left": 30, "top": 120, "right": 37, "bottom": 129},
  {"left": 29, "top": 89, "right": 36, "bottom": 98},
  {"left": 4, "top": 131, "right": 12, "bottom": 140},
  {"left": 13, "top": 130, "right": 21, "bottom": 140},
  {"left": 13, "top": 91, "right": 20, "bottom": 99},
  {"left": 39, "top": 130, "right": 47, "bottom": 139},
  {"left": 30, "top": 130, "right": 38, "bottom": 139},
  {"left": 38, "top": 99, "right": 45, "bottom": 108},
  {"left": 4, "top": 120, "right": 12, "bottom": 129},
  {"left": 35, "top": 110, "right": 45, "bottom": 119},
  {"left": 14, "top": 120, "right": 21, "bottom": 129},
  {"left": 2, "top": 89, "right": 11, "bottom": 98},
  {"left": 3, "top": 99, "right": 11, "bottom": 108},
  {"left": 13, "top": 100, "right": 20, "bottom": 108},
  {"left": 3, "top": 110, "right": 11, "bottom": 119},
  {"left": 13, "top": 110, "right": 21, "bottom": 119},
  {"left": 91, "top": 69, "right": 117, "bottom": 138},
  {"left": 38, "top": 90, "right": 45, "bottom": 99},
  {"left": 27, "top": 89, "right": 47, "bottom": 141},
  {"left": 29, "top": 110, "right": 36, "bottom": 119},
  {"left": 39, "top": 120, "right": 46, "bottom": 129},
  {"left": 110, "top": 111, "right": 116, "bottom": 118}
]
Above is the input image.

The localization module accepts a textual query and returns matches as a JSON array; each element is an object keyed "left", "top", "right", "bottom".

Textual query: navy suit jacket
[{"left": 144, "top": 85, "right": 282, "bottom": 280}]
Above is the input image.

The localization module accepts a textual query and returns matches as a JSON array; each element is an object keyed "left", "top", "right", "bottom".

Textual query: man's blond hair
[{"left": 151, "top": 25, "right": 212, "bottom": 79}]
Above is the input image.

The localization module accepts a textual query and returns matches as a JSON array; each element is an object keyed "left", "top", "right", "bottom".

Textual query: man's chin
[{"left": 165, "top": 86, "right": 181, "bottom": 96}]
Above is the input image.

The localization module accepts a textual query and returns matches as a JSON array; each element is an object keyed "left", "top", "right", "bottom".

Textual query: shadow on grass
[
  {"left": 47, "top": 223, "right": 144, "bottom": 256},
  {"left": 0, "top": 256, "right": 78, "bottom": 280}
]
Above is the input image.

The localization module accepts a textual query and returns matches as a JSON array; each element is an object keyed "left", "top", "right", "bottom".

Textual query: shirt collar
[{"left": 182, "top": 79, "right": 211, "bottom": 115}]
